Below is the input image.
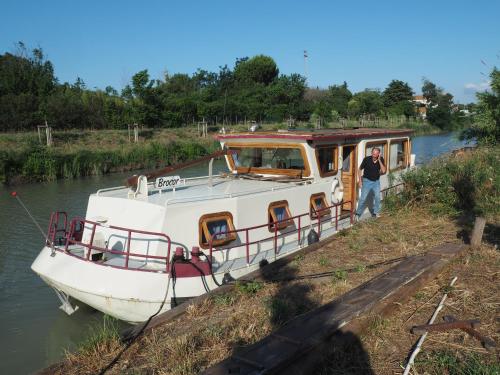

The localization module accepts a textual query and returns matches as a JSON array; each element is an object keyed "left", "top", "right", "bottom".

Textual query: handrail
[
  {"left": 46, "top": 211, "right": 68, "bottom": 246},
  {"left": 208, "top": 200, "right": 353, "bottom": 270},
  {"left": 64, "top": 217, "right": 172, "bottom": 272}
]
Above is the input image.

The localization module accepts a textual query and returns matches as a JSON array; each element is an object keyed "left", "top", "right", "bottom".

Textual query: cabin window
[
  {"left": 199, "top": 212, "right": 236, "bottom": 248},
  {"left": 227, "top": 144, "right": 310, "bottom": 177},
  {"left": 315, "top": 146, "right": 338, "bottom": 177},
  {"left": 365, "top": 141, "right": 387, "bottom": 161},
  {"left": 268, "top": 201, "right": 293, "bottom": 231},
  {"left": 310, "top": 193, "right": 329, "bottom": 219},
  {"left": 389, "top": 139, "right": 409, "bottom": 171}
]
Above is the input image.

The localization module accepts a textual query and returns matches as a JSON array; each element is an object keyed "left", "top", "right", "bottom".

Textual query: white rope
[
  {"left": 13, "top": 194, "right": 47, "bottom": 239},
  {"left": 402, "top": 276, "right": 458, "bottom": 375}
]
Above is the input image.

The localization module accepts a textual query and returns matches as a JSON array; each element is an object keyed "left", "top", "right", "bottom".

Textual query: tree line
[{"left": 0, "top": 42, "right": 472, "bottom": 132}]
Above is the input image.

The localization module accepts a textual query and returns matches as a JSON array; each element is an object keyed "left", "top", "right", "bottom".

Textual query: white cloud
[{"left": 464, "top": 81, "right": 490, "bottom": 92}]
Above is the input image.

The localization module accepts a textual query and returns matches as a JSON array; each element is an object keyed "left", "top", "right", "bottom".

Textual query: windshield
[{"left": 229, "top": 145, "right": 307, "bottom": 175}]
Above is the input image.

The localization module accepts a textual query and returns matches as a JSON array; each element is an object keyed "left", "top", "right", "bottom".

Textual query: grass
[
  {"left": 45, "top": 204, "right": 468, "bottom": 375},
  {"left": 0, "top": 128, "right": 219, "bottom": 184},
  {"left": 415, "top": 350, "right": 500, "bottom": 375}
]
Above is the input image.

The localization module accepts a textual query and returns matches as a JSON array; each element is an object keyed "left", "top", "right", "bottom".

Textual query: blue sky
[{"left": 1, "top": 0, "right": 498, "bottom": 103}]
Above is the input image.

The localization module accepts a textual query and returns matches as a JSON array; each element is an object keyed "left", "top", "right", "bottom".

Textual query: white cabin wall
[{"left": 83, "top": 195, "right": 167, "bottom": 257}]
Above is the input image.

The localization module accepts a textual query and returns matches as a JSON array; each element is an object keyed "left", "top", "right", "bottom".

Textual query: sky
[{"left": 1, "top": 0, "right": 498, "bottom": 103}]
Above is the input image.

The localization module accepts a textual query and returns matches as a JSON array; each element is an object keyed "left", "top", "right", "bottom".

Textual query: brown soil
[{"left": 44, "top": 207, "right": 498, "bottom": 375}]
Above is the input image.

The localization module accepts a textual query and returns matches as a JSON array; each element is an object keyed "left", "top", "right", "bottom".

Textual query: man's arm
[
  {"left": 379, "top": 157, "right": 387, "bottom": 174},
  {"left": 358, "top": 158, "right": 366, "bottom": 186}
]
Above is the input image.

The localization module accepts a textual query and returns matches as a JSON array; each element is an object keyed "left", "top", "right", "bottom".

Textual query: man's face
[{"left": 371, "top": 149, "right": 380, "bottom": 160}]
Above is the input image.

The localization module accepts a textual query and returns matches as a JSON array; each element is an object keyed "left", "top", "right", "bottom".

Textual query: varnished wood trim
[
  {"left": 314, "top": 145, "right": 339, "bottom": 177},
  {"left": 199, "top": 211, "right": 236, "bottom": 249},
  {"left": 388, "top": 138, "right": 410, "bottom": 171},
  {"left": 268, "top": 200, "right": 293, "bottom": 232},
  {"left": 310, "top": 193, "right": 329, "bottom": 219},
  {"left": 225, "top": 142, "right": 311, "bottom": 177}
]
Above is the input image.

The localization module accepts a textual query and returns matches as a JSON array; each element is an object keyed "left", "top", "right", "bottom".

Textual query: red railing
[
  {"left": 46, "top": 211, "right": 68, "bottom": 246},
  {"left": 209, "top": 200, "right": 354, "bottom": 268},
  {"left": 50, "top": 217, "right": 172, "bottom": 273}
]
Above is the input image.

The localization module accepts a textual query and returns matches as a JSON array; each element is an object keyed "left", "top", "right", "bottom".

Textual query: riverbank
[
  {"left": 39, "top": 147, "right": 499, "bottom": 374},
  {"left": 0, "top": 121, "right": 444, "bottom": 185},
  {"left": 0, "top": 128, "right": 219, "bottom": 185}
]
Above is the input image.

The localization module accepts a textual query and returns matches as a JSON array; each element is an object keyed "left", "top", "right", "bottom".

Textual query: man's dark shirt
[{"left": 360, "top": 156, "right": 385, "bottom": 181}]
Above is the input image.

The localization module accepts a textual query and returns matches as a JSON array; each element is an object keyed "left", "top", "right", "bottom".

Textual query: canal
[{"left": 0, "top": 132, "right": 472, "bottom": 374}]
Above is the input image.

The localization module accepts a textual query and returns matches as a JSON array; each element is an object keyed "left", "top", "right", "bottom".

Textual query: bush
[{"left": 387, "top": 148, "right": 499, "bottom": 219}]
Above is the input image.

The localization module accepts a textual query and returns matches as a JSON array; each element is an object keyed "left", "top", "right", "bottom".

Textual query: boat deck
[{"left": 95, "top": 175, "right": 311, "bottom": 206}]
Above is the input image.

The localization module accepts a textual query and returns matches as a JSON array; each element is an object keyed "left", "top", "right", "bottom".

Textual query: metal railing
[
  {"left": 209, "top": 200, "right": 354, "bottom": 269},
  {"left": 47, "top": 211, "right": 68, "bottom": 246},
  {"left": 47, "top": 216, "right": 172, "bottom": 273}
]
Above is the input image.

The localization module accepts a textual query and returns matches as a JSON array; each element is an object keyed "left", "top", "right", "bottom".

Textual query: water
[{"left": 0, "top": 132, "right": 472, "bottom": 374}]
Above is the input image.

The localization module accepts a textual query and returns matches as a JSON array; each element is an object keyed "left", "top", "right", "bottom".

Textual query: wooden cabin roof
[{"left": 216, "top": 128, "right": 413, "bottom": 142}]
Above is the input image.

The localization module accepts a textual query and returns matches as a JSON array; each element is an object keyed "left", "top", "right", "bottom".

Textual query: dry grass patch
[{"left": 50, "top": 207, "right": 463, "bottom": 374}]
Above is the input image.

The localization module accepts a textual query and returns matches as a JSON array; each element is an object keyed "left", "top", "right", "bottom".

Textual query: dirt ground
[{"left": 47, "top": 207, "right": 498, "bottom": 375}]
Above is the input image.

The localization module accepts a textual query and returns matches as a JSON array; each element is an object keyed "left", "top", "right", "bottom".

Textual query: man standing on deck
[{"left": 355, "top": 147, "right": 386, "bottom": 219}]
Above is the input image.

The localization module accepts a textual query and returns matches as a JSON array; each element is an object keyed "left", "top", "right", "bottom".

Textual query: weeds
[
  {"left": 77, "top": 315, "right": 120, "bottom": 355},
  {"left": 415, "top": 350, "right": 500, "bottom": 375},
  {"left": 331, "top": 269, "right": 348, "bottom": 283},
  {"left": 235, "top": 281, "right": 263, "bottom": 294}
]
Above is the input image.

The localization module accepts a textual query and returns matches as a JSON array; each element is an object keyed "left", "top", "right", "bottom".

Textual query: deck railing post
[
  {"left": 245, "top": 229, "right": 250, "bottom": 265},
  {"left": 274, "top": 224, "right": 278, "bottom": 255},
  {"left": 298, "top": 216, "right": 301, "bottom": 245},
  {"left": 65, "top": 220, "right": 75, "bottom": 252},
  {"left": 125, "top": 230, "right": 131, "bottom": 268},
  {"left": 335, "top": 204, "right": 339, "bottom": 231},
  {"left": 86, "top": 223, "right": 97, "bottom": 260}
]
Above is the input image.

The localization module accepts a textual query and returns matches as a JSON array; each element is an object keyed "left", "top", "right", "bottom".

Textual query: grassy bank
[
  {"left": 0, "top": 128, "right": 219, "bottom": 184},
  {"left": 0, "top": 120, "right": 444, "bottom": 185}
]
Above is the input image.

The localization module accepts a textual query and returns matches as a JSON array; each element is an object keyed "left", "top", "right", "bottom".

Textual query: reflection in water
[{"left": 0, "top": 133, "right": 472, "bottom": 374}]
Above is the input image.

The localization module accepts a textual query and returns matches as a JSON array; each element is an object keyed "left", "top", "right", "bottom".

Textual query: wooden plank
[{"left": 202, "top": 243, "right": 466, "bottom": 375}]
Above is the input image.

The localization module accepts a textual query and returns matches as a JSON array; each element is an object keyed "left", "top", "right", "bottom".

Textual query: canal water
[{"left": 0, "top": 132, "right": 472, "bottom": 374}]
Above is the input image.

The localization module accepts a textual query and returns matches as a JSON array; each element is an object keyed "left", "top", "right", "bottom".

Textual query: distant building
[{"left": 412, "top": 95, "right": 428, "bottom": 118}]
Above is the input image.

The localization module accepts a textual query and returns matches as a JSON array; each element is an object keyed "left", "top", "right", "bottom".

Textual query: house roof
[{"left": 216, "top": 128, "right": 413, "bottom": 142}]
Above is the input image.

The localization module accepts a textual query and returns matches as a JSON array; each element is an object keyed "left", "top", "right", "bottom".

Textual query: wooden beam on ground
[{"left": 202, "top": 242, "right": 466, "bottom": 375}]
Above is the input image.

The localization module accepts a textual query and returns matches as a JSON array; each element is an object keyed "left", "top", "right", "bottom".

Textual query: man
[{"left": 356, "top": 147, "right": 386, "bottom": 219}]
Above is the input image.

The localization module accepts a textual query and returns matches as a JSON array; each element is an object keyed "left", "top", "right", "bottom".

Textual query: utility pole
[{"left": 303, "top": 50, "right": 308, "bottom": 83}]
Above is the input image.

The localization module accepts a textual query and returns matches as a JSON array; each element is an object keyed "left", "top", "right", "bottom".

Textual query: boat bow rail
[{"left": 46, "top": 215, "right": 172, "bottom": 273}]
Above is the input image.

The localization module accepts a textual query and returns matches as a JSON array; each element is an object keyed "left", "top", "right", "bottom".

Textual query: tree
[
  {"left": 422, "top": 79, "right": 439, "bottom": 105},
  {"left": 382, "top": 79, "right": 414, "bottom": 116},
  {"left": 329, "top": 82, "right": 352, "bottom": 117},
  {"left": 234, "top": 55, "right": 279, "bottom": 85},
  {"left": 349, "top": 90, "right": 384, "bottom": 117},
  {"left": 421, "top": 79, "right": 455, "bottom": 129},
  {"left": 462, "top": 68, "right": 500, "bottom": 145}
]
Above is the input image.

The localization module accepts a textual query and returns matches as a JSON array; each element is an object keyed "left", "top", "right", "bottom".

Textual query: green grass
[
  {"left": 235, "top": 280, "right": 263, "bottom": 295},
  {"left": 415, "top": 350, "right": 500, "bottom": 375},
  {"left": 0, "top": 129, "right": 219, "bottom": 184},
  {"left": 77, "top": 315, "right": 120, "bottom": 354}
]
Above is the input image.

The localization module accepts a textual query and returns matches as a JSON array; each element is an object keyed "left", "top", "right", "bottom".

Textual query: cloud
[{"left": 464, "top": 81, "right": 491, "bottom": 96}]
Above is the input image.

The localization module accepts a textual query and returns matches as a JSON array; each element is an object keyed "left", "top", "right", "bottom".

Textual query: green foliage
[
  {"left": 78, "top": 315, "right": 119, "bottom": 354},
  {"left": 421, "top": 79, "right": 457, "bottom": 130},
  {"left": 461, "top": 67, "right": 500, "bottom": 145},
  {"left": 0, "top": 138, "right": 218, "bottom": 183},
  {"left": 235, "top": 280, "right": 263, "bottom": 294},
  {"left": 332, "top": 269, "right": 347, "bottom": 282},
  {"left": 382, "top": 80, "right": 414, "bottom": 116},
  {"left": 234, "top": 55, "right": 279, "bottom": 85},
  {"left": 415, "top": 350, "right": 500, "bottom": 375},
  {"left": 389, "top": 148, "right": 499, "bottom": 219}
]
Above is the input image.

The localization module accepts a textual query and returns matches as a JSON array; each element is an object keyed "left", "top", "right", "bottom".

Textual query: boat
[{"left": 31, "top": 128, "right": 415, "bottom": 323}]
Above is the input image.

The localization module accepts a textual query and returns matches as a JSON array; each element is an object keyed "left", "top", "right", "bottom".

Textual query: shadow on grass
[{"left": 228, "top": 259, "right": 374, "bottom": 374}]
